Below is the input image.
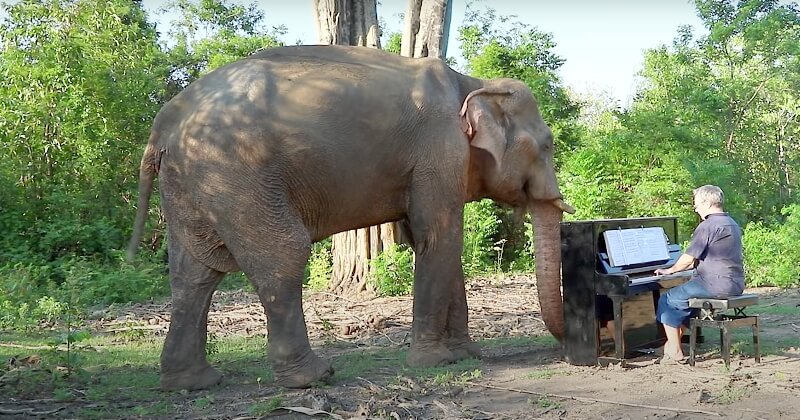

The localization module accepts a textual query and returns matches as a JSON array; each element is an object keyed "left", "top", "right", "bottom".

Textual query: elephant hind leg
[
  {"left": 160, "top": 234, "right": 226, "bottom": 391},
  {"left": 224, "top": 210, "right": 333, "bottom": 388}
]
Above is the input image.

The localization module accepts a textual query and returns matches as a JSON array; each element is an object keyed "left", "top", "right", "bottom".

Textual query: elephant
[{"left": 127, "top": 44, "right": 575, "bottom": 390}]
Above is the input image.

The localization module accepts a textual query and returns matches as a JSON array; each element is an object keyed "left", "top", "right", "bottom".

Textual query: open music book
[{"left": 602, "top": 226, "right": 670, "bottom": 267}]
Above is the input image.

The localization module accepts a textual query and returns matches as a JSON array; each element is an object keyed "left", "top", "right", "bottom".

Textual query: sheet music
[{"left": 603, "top": 227, "right": 670, "bottom": 267}]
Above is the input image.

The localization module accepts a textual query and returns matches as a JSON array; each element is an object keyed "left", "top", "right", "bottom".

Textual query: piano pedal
[{"left": 598, "top": 356, "right": 626, "bottom": 368}]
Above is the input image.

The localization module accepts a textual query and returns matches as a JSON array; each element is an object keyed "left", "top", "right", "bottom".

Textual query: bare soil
[{"left": 5, "top": 277, "right": 800, "bottom": 419}]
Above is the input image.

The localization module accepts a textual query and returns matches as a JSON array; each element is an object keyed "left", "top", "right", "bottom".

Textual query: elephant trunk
[{"left": 530, "top": 200, "right": 568, "bottom": 342}]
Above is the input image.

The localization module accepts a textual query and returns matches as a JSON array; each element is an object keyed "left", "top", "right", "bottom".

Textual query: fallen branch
[
  {"left": 0, "top": 343, "right": 50, "bottom": 350},
  {"left": 476, "top": 383, "right": 722, "bottom": 417},
  {"left": 0, "top": 406, "right": 65, "bottom": 415}
]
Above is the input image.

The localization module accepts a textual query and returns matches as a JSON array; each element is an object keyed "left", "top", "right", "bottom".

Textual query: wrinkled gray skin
[{"left": 128, "top": 45, "right": 574, "bottom": 390}]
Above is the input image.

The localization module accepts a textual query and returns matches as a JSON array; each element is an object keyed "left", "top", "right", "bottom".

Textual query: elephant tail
[{"left": 127, "top": 135, "right": 163, "bottom": 263}]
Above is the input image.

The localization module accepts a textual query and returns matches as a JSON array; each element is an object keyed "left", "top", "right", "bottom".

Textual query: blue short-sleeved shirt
[{"left": 685, "top": 213, "right": 745, "bottom": 296}]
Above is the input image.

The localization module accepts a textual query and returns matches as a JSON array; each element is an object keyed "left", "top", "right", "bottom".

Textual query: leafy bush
[
  {"left": 743, "top": 205, "right": 800, "bottom": 288},
  {"left": 463, "top": 200, "right": 500, "bottom": 276},
  {"left": 0, "top": 253, "right": 168, "bottom": 330},
  {"left": 306, "top": 241, "right": 332, "bottom": 291},
  {"left": 370, "top": 244, "right": 414, "bottom": 296},
  {"left": 58, "top": 255, "right": 169, "bottom": 306}
]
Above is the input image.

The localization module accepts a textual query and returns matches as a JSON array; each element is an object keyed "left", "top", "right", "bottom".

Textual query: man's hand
[{"left": 654, "top": 268, "right": 670, "bottom": 276}]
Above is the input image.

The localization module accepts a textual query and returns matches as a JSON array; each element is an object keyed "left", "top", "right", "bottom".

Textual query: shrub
[
  {"left": 306, "top": 241, "right": 332, "bottom": 291},
  {"left": 370, "top": 244, "right": 414, "bottom": 296},
  {"left": 463, "top": 199, "right": 500, "bottom": 276},
  {"left": 743, "top": 205, "right": 800, "bottom": 288}
]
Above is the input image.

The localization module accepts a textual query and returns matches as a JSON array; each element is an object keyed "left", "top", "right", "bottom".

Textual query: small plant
[
  {"left": 206, "top": 332, "right": 220, "bottom": 356},
  {"left": 712, "top": 383, "right": 748, "bottom": 404},
  {"left": 530, "top": 396, "right": 561, "bottom": 410},
  {"left": 431, "top": 368, "right": 482, "bottom": 386},
  {"left": 249, "top": 395, "right": 285, "bottom": 416},
  {"left": 306, "top": 241, "right": 332, "bottom": 290},
  {"left": 194, "top": 395, "right": 215, "bottom": 410},
  {"left": 526, "top": 369, "right": 557, "bottom": 380},
  {"left": 370, "top": 244, "right": 414, "bottom": 297}
]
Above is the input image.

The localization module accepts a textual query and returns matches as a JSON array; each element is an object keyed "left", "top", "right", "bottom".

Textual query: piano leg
[{"left": 612, "top": 296, "right": 625, "bottom": 362}]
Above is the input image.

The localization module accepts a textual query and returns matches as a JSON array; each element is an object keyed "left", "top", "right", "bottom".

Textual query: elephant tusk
[{"left": 553, "top": 198, "right": 576, "bottom": 214}]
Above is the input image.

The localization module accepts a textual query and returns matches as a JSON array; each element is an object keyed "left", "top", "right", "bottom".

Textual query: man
[{"left": 654, "top": 185, "right": 745, "bottom": 362}]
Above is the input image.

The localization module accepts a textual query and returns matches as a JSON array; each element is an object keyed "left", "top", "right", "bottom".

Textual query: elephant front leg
[
  {"left": 406, "top": 207, "right": 465, "bottom": 368},
  {"left": 161, "top": 239, "right": 226, "bottom": 391},
  {"left": 444, "top": 273, "right": 481, "bottom": 360}
]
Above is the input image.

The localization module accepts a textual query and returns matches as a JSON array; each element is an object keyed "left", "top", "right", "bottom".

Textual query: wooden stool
[{"left": 688, "top": 294, "right": 761, "bottom": 368}]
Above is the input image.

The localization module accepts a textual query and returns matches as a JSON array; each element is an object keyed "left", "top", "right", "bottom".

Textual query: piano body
[{"left": 560, "top": 217, "right": 693, "bottom": 365}]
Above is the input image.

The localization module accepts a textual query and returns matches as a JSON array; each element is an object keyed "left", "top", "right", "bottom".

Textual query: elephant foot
[
  {"left": 161, "top": 365, "right": 223, "bottom": 391},
  {"left": 407, "top": 342, "right": 455, "bottom": 368},
  {"left": 446, "top": 337, "right": 482, "bottom": 360},
  {"left": 272, "top": 351, "right": 334, "bottom": 389}
]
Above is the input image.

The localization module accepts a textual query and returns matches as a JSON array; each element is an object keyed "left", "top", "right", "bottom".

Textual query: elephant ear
[{"left": 460, "top": 87, "right": 514, "bottom": 168}]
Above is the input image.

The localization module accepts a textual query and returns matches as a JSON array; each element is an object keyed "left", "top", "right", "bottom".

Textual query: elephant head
[{"left": 460, "top": 78, "right": 574, "bottom": 341}]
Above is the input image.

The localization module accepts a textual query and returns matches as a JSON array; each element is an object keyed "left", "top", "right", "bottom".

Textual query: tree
[
  {"left": 312, "top": 0, "right": 383, "bottom": 295},
  {"left": 0, "top": 0, "right": 165, "bottom": 261},
  {"left": 159, "top": 0, "right": 285, "bottom": 97},
  {"left": 401, "top": 0, "right": 452, "bottom": 59},
  {"left": 617, "top": 0, "right": 800, "bottom": 225},
  {"left": 314, "top": 0, "right": 452, "bottom": 295},
  {"left": 314, "top": 0, "right": 380, "bottom": 48}
]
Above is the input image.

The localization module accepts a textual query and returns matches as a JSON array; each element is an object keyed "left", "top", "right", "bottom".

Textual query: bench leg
[
  {"left": 753, "top": 317, "right": 761, "bottom": 363},
  {"left": 688, "top": 319, "right": 698, "bottom": 366},
  {"left": 721, "top": 324, "right": 731, "bottom": 368}
]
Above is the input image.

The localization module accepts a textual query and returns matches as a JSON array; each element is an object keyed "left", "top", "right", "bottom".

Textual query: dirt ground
[{"left": 6, "top": 277, "right": 800, "bottom": 419}]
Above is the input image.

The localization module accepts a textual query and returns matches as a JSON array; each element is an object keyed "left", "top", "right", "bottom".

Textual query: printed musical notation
[{"left": 603, "top": 227, "right": 670, "bottom": 267}]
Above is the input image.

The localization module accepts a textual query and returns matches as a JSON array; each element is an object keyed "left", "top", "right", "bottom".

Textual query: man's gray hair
[{"left": 693, "top": 185, "right": 724, "bottom": 207}]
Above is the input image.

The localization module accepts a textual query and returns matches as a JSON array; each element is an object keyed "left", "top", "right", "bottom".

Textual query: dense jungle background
[
  {"left": 2, "top": 0, "right": 798, "bottom": 324},
  {"left": 1, "top": 1, "right": 799, "bottom": 417}
]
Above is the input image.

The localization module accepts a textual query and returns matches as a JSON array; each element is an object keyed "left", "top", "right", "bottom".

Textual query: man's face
[{"left": 694, "top": 198, "right": 710, "bottom": 219}]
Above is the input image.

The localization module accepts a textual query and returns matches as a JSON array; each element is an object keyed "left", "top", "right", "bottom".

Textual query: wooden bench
[{"left": 687, "top": 294, "right": 761, "bottom": 368}]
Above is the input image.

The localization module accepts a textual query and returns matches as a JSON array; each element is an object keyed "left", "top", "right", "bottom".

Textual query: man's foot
[{"left": 657, "top": 353, "right": 687, "bottom": 365}]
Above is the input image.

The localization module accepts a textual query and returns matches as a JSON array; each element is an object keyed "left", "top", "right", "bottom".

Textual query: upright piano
[{"left": 560, "top": 217, "right": 693, "bottom": 365}]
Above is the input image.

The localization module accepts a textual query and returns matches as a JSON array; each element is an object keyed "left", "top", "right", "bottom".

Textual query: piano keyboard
[{"left": 629, "top": 271, "right": 693, "bottom": 286}]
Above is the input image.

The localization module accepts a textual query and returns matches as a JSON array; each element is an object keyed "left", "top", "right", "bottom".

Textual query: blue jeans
[{"left": 656, "top": 279, "right": 715, "bottom": 328}]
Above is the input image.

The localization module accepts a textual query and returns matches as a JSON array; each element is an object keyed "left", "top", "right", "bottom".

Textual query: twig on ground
[
  {"left": 476, "top": 383, "right": 723, "bottom": 417},
  {"left": 0, "top": 406, "right": 65, "bottom": 415},
  {"left": 0, "top": 343, "right": 51, "bottom": 350}
]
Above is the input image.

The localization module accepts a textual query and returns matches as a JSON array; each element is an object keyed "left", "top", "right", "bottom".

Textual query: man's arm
[{"left": 654, "top": 253, "right": 696, "bottom": 276}]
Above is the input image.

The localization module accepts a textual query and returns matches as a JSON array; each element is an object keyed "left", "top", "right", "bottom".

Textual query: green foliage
[
  {"left": 159, "top": 0, "right": 284, "bottom": 94},
  {"left": 743, "top": 205, "right": 800, "bottom": 287},
  {"left": 462, "top": 200, "right": 500, "bottom": 276},
  {"left": 370, "top": 244, "right": 414, "bottom": 296},
  {"left": 0, "top": 0, "right": 166, "bottom": 252},
  {"left": 457, "top": 4, "right": 582, "bottom": 158},
  {"left": 384, "top": 31, "right": 402, "bottom": 54},
  {"left": 630, "top": 0, "right": 800, "bottom": 224},
  {"left": 0, "top": 255, "right": 167, "bottom": 330},
  {"left": 305, "top": 240, "right": 332, "bottom": 291}
]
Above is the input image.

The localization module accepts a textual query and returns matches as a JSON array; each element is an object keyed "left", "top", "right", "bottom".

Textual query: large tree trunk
[
  {"left": 317, "top": 0, "right": 452, "bottom": 296},
  {"left": 314, "top": 0, "right": 381, "bottom": 48},
  {"left": 401, "top": 0, "right": 452, "bottom": 59},
  {"left": 314, "top": 0, "right": 388, "bottom": 295}
]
